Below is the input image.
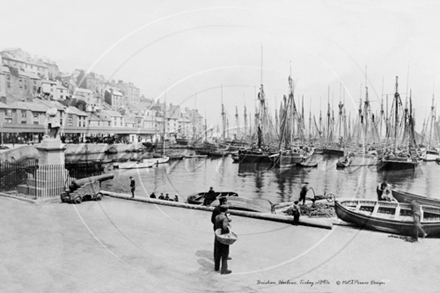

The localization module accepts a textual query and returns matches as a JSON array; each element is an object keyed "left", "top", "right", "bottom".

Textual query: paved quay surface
[{"left": 1, "top": 195, "right": 440, "bottom": 293}]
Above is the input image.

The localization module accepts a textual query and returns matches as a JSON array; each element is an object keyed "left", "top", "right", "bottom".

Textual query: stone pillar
[{"left": 18, "top": 138, "right": 69, "bottom": 198}]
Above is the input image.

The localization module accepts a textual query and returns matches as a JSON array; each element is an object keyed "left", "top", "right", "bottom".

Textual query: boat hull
[
  {"left": 422, "top": 150, "right": 440, "bottom": 162},
  {"left": 210, "top": 197, "right": 273, "bottom": 213},
  {"left": 322, "top": 147, "right": 344, "bottom": 157},
  {"left": 392, "top": 190, "right": 440, "bottom": 206},
  {"left": 376, "top": 158, "right": 417, "bottom": 171},
  {"left": 237, "top": 150, "right": 273, "bottom": 164},
  {"left": 116, "top": 161, "right": 155, "bottom": 169},
  {"left": 335, "top": 199, "right": 440, "bottom": 236},
  {"left": 187, "top": 191, "right": 239, "bottom": 205}
]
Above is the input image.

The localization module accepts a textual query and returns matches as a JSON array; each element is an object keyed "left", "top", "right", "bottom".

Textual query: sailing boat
[
  {"left": 237, "top": 84, "right": 274, "bottom": 164},
  {"left": 337, "top": 86, "right": 378, "bottom": 168},
  {"left": 376, "top": 77, "right": 418, "bottom": 171},
  {"left": 270, "top": 75, "right": 312, "bottom": 168},
  {"left": 421, "top": 95, "right": 439, "bottom": 161},
  {"left": 320, "top": 88, "right": 344, "bottom": 157}
]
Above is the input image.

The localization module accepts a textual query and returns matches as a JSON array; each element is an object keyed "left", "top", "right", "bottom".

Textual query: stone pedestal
[{"left": 17, "top": 138, "right": 69, "bottom": 198}]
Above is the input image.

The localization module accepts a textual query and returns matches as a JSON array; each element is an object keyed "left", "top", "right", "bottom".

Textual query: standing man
[
  {"left": 129, "top": 176, "right": 135, "bottom": 198},
  {"left": 211, "top": 197, "right": 231, "bottom": 260},
  {"left": 410, "top": 200, "right": 428, "bottom": 241},
  {"left": 203, "top": 186, "right": 216, "bottom": 206},
  {"left": 299, "top": 182, "right": 309, "bottom": 205},
  {"left": 292, "top": 201, "right": 301, "bottom": 226},
  {"left": 214, "top": 205, "right": 232, "bottom": 275}
]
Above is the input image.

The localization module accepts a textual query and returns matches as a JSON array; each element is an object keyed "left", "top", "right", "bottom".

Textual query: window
[
  {"left": 33, "top": 121, "right": 39, "bottom": 125},
  {"left": 33, "top": 113, "right": 38, "bottom": 118},
  {"left": 7, "top": 82, "right": 10, "bottom": 88},
  {"left": 21, "top": 111, "right": 26, "bottom": 118},
  {"left": 6, "top": 109, "right": 12, "bottom": 117},
  {"left": 21, "top": 121, "right": 26, "bottom": 124}
]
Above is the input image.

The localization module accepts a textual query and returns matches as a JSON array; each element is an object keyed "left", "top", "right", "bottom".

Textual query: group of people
[
  {"left": 128, "top": 177, "right": 178, "bottom": 202},
  {"left": 150, "top": 192, "right": 179, "bottom": 202}
]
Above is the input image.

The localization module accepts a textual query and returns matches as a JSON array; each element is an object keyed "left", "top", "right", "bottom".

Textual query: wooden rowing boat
[
  {"left": 392, "top": 189, "right": 440, "bottom": 206},
  {"left": 186, "top": 191, "right": 238, "bottom": 205},
  {"left": 210, "top": 197, "right": 273, "bottom": 213},
  {"left": 335, "top": 199, "right": 440, "bottom": 236}
]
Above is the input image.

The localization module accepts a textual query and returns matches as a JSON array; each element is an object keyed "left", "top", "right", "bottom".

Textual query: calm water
[{"left": 100, "top": 154, "right": 440, "bottom": 204}]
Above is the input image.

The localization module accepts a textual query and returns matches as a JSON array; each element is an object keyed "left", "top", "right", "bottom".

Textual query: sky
[{"left": 2, "top": 0, "right": 440, "bottom": 132}]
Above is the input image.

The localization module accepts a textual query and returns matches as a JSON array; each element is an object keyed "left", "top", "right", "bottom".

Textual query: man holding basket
[{"left": 214, "top": 205, "right": 232, "bottom": 275}]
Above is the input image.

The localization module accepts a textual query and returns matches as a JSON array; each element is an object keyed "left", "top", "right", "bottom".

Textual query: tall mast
[
  {"left": 221, "top": 85, "right": 226, "bottom": 141},
  {"left": 244, "top": 104, "right": 248, "bottom": 141},
  {"left": 163, "top": 90, "right": 167, "bottom": 154},
  {"left": 394, "top": 76, "right": 399, "bottom": 153}
]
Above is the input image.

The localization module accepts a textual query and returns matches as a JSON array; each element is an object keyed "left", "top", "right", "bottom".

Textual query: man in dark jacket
[
  {"left": 203, "top": 187, "right": 216, "bottom": 206},
  {"left": 214, "top": 205, "right": 231, "bottom": 274},
  {"left": 211, "top": 197, "right": 228, "bottom": 227},
  {"left": 299, "top": 182, "right": 309, "bottom": 205},
  {"left": 211, "top": 197, "right": 231, "bottom": 261},
  {"left": 129, "top": 176, "right": 135, "bottom": 198}
]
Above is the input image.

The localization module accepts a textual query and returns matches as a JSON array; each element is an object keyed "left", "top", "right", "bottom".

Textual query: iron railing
[{"left": 0, "top": 160, "right": 104, "bottom": 198}]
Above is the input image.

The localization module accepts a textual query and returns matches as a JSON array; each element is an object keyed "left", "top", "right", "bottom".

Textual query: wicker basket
[{"left": 215, "top": 229, "right": 238, "bottom": 245}]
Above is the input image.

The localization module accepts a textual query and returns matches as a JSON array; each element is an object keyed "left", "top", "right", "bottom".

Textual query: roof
[
  {"left": 88, "top": 114, "right": 109, "bottom": 122},
  {"left": 9, "top": 101, "right": 31, "bottom": 110},
  {"left": 20, "top": 70, "right": 41, "bottom": 79},
  {"left": 33, "top": 99, "right": 66, "bottom": 111},
  {"left": 102, "top": 109, "right": 122, "bottom": 117},
  {"left": 0, "top": 102, "right": 11, "bottom": 109},
  {"left": 24, "top": 102, "right": 49, "bottom": 112},
  {"left": 66, "top": 106, "right": 88, "bottom": 116}
]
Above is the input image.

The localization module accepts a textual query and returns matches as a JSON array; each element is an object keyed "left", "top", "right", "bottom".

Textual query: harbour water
[{"left": 100, "top": 153, "right": 440, "bottom": 204}]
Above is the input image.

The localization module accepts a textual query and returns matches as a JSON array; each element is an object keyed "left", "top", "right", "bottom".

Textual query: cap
[{"left": 220, "top": 205, "right": 229, "bottom": 212}]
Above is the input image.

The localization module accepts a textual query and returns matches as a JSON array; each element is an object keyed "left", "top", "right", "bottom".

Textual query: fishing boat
[
  {"left": 421, "top": 149, "right": 440, "bottom": 162},
  {"left": 186, "top": 191, "right": 239, "bottom": 205},
  {"left": 335, "top": 199, "right": 440, "bottom": 236},
  {"left": 210, "top": 197, "right": 273, "bottom": 213},
  {"left": 114, "top": 160, "right": 155, "bottom": 169},
  {"left": 376, "top": 155, "right": 418, "bottom": 171},
  {"left": 321, "top": 146, "right": 344, "bottom": 156},
  {"left": 238, "top": 148, "right": 274, "bottom": 164},
  {"left": 392, "top": 189, "right": 440, "bottom": 206},
  {"left": 377, "top": 77, "right": 419, "bottom": 171},
  {"left": 183, "top": 154, "right": 208, "bottom": 159},
  {"left": 420, "top": 95, "right": 439, "bottom": 161},
  {"left": 114, "top": 156, "right": 169, "bottom": 169}
]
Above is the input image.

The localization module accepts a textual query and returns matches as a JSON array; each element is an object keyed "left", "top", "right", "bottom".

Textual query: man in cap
[
  {"left": 211, "top": 197, "right": 232, "bottom": 260},
  {"left": 299, "top": 182, "right": 309, "bottom": 205},
  {"left": 203, "top": 186, "right": 216, "bottom": 206},
  {"left": 214, "top": 205, "right": 232, "bottom": 274}
]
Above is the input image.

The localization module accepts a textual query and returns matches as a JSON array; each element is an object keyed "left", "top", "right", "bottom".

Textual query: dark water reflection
[{"left": 100, "top": 155, "right": 440, "bottom": 204}]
